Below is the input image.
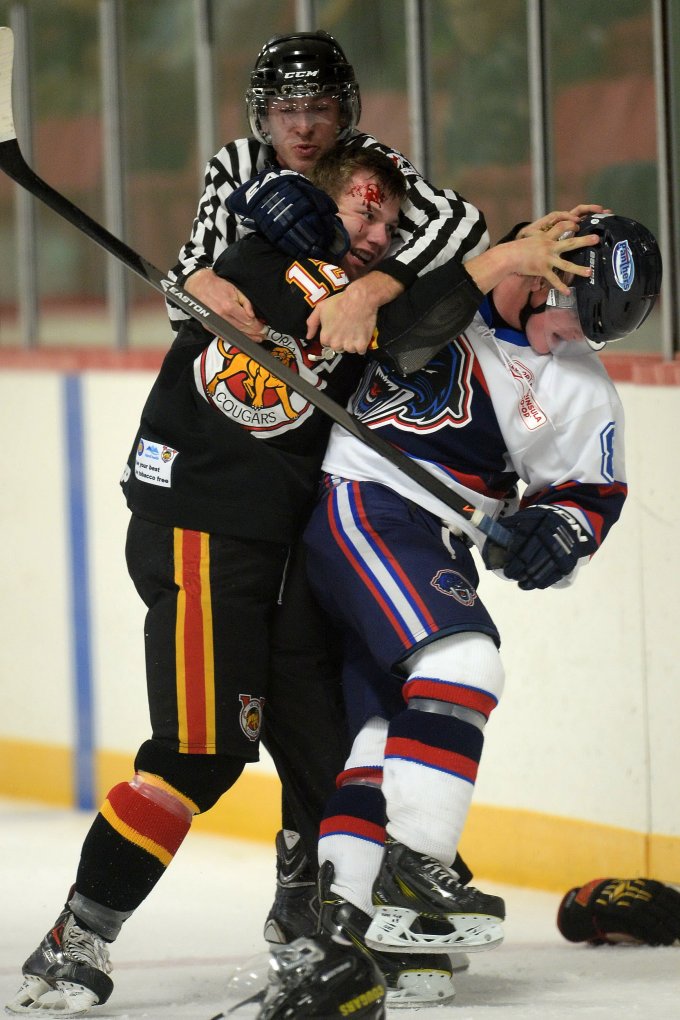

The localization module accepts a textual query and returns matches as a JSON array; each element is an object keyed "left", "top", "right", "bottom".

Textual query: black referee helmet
[{"left": 246, "top": 31, "right": 361, "bottom": 144}]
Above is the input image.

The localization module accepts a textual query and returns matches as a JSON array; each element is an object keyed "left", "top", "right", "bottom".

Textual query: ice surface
[{"left": 1, "top": 801, "right": 677, "bottom": 1019}]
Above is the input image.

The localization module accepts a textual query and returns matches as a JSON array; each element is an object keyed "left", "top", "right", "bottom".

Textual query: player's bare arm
[
  {"left": 465, "top": 219, "right": 599, "bottom": 296},
  {"left": 306, "top": 269, "right": 404, "bottom": 354}
]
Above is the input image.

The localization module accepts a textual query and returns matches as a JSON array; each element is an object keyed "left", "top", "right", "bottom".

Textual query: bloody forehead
[{"left": 349, "top": 179, "right": 384, "bottom": 209}]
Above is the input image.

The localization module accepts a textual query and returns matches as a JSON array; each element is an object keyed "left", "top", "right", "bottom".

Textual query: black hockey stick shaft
[{"left": 0, "top": 27, "right": 511, "bottom": 550}]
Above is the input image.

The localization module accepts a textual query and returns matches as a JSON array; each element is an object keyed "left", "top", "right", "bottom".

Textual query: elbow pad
[{"left": 372, "top": 267, "right": 483, "bottom": 376}]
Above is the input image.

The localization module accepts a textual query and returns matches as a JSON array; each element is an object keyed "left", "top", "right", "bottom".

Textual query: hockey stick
[{"left": 0, "top": 27, "right": 510, "bottom": 551}]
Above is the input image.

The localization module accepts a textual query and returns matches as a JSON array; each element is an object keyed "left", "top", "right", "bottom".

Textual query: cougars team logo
[
  {"left": 351, "top": 338, "right": 474, "bottom": 433},
  {"left": 239, "top": 694, "right": 264, "bottom": 741},
  {"left": 204, "top": 335, "right": 300, "bottom": 422},
  {"left": 431, "top": 569, "right": 478, "bottom": 606},
  {"left": 196, "top": 329, "right": 335, "bottom": 435}
]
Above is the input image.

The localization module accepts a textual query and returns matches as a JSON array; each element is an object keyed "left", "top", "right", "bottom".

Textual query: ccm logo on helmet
[
  {"left": 284, "top": 70, "right": 320, "bottom": 78},
  {"left": 612, "top": 240, "right": 635, "bottom": 292}
]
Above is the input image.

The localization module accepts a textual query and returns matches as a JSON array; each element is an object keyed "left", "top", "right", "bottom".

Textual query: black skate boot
[
  {"left": 6, "top": 903, "right": 113, "bottom": 1016},
  {"left": 318, "top": 860, "right": 455, "bottom": 1008},
  {"left": 263, "top": 830, "right": 319, "bottom": 944},
  {"left": 366, "top": 837, "right": 505, "bottom": 954}
]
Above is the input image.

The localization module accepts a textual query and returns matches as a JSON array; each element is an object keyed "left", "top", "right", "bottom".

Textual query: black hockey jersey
[{"left": 122, "top": 236, "right": 362, "bottom": 542}]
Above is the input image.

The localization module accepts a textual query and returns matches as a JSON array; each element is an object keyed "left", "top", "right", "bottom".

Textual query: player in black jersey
[{"left": 7, "top": 146, "right": 440, "bottom": 1018}]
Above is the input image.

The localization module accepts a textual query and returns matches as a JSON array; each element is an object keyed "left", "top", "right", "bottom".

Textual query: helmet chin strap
[{"left": 518, "top": 296, "right": 547, "bottom": 332}]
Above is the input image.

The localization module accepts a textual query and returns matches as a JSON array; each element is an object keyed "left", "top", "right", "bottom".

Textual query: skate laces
[
  {"left": 420, "top": 857, "right": 463, "bottom": 890},
  {"left": 415, "top": 853, "right": 487, "bottom": 900},
  {"left": 63, "top": 916, "right": 112, "bottom": 974}
]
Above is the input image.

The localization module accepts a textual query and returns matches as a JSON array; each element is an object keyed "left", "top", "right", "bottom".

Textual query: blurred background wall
[{"left": 1, "top": 0, "right": 678, "bottom": 355}]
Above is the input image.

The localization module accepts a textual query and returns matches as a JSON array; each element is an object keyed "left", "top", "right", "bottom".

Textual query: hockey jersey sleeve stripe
[{"left": 522, "top": 480, "right": 627, "bottom": 550}]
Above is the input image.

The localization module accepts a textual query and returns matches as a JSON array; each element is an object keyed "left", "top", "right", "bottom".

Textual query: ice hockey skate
[
  {"left": 263, "top": 829, "right": 319, "bottom": 944},
  {"left": 318, "top": 860, "right": 456, "bottom": 1008},
  {"left": 365, "top": 837, "right": 505, "bottom": 954},
  {"left": 5, "top": 904, "right": 113, "bottom": 1017}
]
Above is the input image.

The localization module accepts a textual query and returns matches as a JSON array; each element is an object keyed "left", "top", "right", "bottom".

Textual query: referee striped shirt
[{"left": 166, "top": 131, "right": 489, "bottom": 332}]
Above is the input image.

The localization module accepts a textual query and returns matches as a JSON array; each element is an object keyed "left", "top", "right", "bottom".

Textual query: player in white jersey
[{"left": 303, "top": 214, "right": 662, "bottom": 957}]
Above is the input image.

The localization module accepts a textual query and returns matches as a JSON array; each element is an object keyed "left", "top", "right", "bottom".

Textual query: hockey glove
[
  {"left": 557, "top": 877, "right": 680, "bottom": 946},
  {"left": 227, "top": 169, "right": 350, "bottom": 261},
  {"left": 482, "top": 505, "right": 588, "bottom": 590}
]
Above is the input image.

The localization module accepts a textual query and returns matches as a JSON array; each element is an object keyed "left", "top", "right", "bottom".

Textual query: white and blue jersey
[
  {"left": 320, "top": 297, "right": 627, "bottom": 555},
  {"left": 303, "top": 299, "right": 627, "bottom": 726}
]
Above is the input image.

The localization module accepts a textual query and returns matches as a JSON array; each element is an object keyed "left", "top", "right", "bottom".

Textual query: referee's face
[
  {"left": 336, "top": 171, "right": 401, "bottom": 280},
  {"left": 266, "top": 97, "right": 342, "bottom": 174}
]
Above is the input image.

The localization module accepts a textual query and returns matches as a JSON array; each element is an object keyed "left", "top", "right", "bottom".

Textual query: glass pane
[
  {"left": 0, "top": 1, "right": 17, "bottom": 345},
  {"left": 430, "top": 0, "right": 531, "bottom": 244},
  {"left": 212, "top": 1, "right": 296, "bottom": 145},
  {"left": 15, "top": 1, "right": 107, "bottom": 346},
  {"left": 122, "top": 0, "right": 197, "bottom": 348},
  {"left": 671, "top": 0, "right": 680, "bottom": 342},
  {"left": 313, "top": 0, "right": 409, "bottom": 157},
  {"left": 548, "top": 0, "right": 660, "bottom": 353}
]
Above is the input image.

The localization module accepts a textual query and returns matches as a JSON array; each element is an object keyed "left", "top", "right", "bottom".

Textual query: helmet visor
[
  {"left": 533, "top": 286, "right": 590, "bottom": 355},
  {"left": 266, "top": 95, "right": 340, "bottom": 128}
]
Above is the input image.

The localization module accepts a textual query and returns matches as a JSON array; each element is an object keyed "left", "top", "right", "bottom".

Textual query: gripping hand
[
  {"left": 482, "top": 506, "right": 588, "bottom": 590},
  {"left": 227, "top": 169, "right": 350, "bottom": 261},
  {"left": 557, "top": 877, "right": 680, "bottom": 946}
]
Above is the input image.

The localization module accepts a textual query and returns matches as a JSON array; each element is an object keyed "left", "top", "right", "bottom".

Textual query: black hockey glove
[
  {"left": 557, "top": 877, "right": 680, "bottom": 946},
  {"left": 482, "top": 506, "right": 587, "bottom": 590},
  {"left": 227, "top": 169, "right": 350, "bottom": 261}
]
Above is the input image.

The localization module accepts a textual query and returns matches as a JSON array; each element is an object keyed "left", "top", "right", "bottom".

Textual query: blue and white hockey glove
[
  {"left": 227, "top": 169, "right": 350, "bottom": 261},
  {"left": 482, "top": 505, "right": 588, "bottom": 590}
]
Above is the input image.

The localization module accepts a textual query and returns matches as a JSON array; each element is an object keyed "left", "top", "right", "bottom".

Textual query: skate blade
[
  {"left": 5, "top": 974, "right": 99, "bottom": 1017},
  {"left": 449, "top": 951, "right": 470, "bottom": 972},
  {"left": 386, "top": 969, "right": 455, "bottom": 1008},
  {"left": 365, "top": 905, "right": 504, "bottom": 953}
]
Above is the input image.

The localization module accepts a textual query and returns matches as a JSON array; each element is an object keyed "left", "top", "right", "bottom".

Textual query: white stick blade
[{"left": 0, "top": 27, "right": 17, "bottom": 144}]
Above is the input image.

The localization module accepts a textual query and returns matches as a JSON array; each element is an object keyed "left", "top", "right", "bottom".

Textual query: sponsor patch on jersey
[
  {"left": 239, "top": 694, "right": 264, "bottom": 741},
  {"left": 430, "top": 569, "right": 478, "bottom": 606},
  {"left": 612, "top": 240, "right": 634, "bottom": 291},
  {"left": 134, "top": 438, "right": 179, "bottom": 487},
  {"left": 509, "top": 359, "right": 547, "bottom": 430}
]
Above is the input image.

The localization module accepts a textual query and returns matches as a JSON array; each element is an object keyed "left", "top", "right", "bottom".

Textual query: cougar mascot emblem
[{"left": 206, "top": 338, "right": 299, "bottom": 419}]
